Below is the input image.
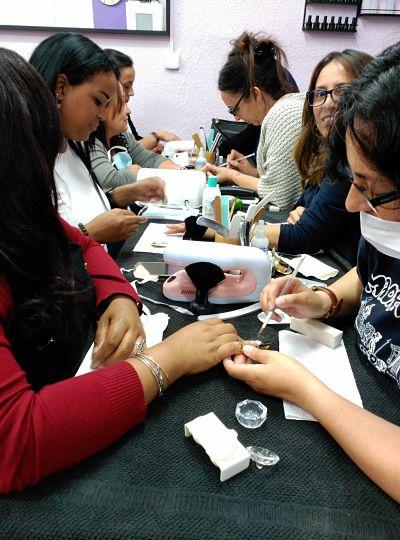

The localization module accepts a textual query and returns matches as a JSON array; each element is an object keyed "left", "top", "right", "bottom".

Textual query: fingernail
[
  {"left": 276, "top": 297, "right": 284, "bottom": 307},
  {"left": 243, "top": 345, "right": 255, "bottom": 355}
]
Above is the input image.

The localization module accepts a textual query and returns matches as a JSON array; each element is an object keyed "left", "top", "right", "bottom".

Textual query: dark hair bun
[{"left": 255, "top": 41, "right": 275, "bottom": 64}]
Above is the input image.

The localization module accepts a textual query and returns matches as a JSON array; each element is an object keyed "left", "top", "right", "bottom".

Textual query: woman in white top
[
  {"left": 205, "top": 32, "right": 303, "bottom": 211},
  {"left": 30, "top": 33, "right": 164, "bottom": 245}
]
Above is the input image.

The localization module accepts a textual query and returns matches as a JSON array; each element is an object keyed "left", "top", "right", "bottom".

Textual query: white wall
[{"left": 0, "top": 0, "right": 399, "bottom": 137}]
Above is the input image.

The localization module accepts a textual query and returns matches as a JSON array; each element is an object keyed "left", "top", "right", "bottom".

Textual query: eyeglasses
[
  {"left": 228, "top": 91, "right": 247, "bottom": 116},
  {"left": 345, "top": 168, "right": 400, "bottom": 213},
  {"left": 307, "top": 86, "right": 350, "bottom": 107}
]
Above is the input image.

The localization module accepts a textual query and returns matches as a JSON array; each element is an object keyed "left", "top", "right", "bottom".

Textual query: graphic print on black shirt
[{"left": 356, "top": 238, "right": 400, "bottom": 389}]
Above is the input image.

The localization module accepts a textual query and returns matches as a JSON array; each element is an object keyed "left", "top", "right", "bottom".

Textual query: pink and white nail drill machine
[{"left": 163, "top": 241, "right": 271, "bottom": 304}]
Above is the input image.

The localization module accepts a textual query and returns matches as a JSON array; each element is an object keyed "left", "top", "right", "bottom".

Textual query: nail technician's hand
[
  {"left": 227, "top": 149, "right": 258, "bottom": 177},
  {"left": 260, "top": 276, "right": 331, "bottom": 320},
  {"left": 287, "top": 206, "right": 305, "bottom": 224},
  {"left": 224, "top": 345, "right": 322, "bottom": 404},
  {"left": 92, "top": 296, "right": 145, "bottom": 367},
  {"left": 85, "top": 209, "right": 147, "bottom": 243},
  {"left": 203, "top": 164, "right": 235, "bottom": 184}
]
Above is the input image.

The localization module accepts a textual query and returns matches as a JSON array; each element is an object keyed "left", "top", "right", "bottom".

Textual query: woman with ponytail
[{"left": 205, "top": 32, "right": 304, "bottom": 211}]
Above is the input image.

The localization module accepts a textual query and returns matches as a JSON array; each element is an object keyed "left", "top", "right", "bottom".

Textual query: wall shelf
[{"left": 302, "top": 0, "right": 362, "bottom": 32}]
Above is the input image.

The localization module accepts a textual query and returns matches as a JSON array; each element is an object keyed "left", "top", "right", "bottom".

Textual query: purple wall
[{"left": 0, "top": 0, "right": 399, "bottom": 136}]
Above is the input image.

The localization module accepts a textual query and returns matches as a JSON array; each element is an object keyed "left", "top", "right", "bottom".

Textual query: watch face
[{"left": 100, "top": 0, "right": 121, "bottom": 5}]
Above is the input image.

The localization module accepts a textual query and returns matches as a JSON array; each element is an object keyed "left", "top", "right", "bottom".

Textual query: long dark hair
[
  {"left": 104, "top": 48, "right": 133, "bottom": 72},
  {"left": 294, "top": 50, "right": 372, "bottom": 188},
  {"left": 0, "top": 48, "right": 76, "bottom": 322},
  {"left": 218, "top": 32, "right": 294, "bottom": 100},
  {"left": 30, "top": 32, "right": 118, "bottom": 95},
  {"left": 30, "top": 33, "right": 118, "bottom": 179},
  {"left": 326, "top": 41, "right": 400, "bottom": 193}
]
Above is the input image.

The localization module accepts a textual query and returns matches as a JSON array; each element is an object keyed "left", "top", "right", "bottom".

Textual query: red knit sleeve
[
  {"left": 0, "top": 277, "right": 146, "bottom": 494},
  {"left": 60, "top": 218, "right": 141, "bottom": 310}
]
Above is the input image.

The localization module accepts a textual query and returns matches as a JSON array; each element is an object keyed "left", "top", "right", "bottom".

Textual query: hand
[
  {"left": 287, "top": 206, "right": 305, "bottom": 224},
  {"left": 204, "top": 163, "right": 236, "bottom": 184},
  {"left": 224, "top": 345, "right": 323, "bottom": 404},
  {"left": 165, "top": 223, "right": 185, "bottom": 235},
  {"left": 127, "top": 164, "right": 141, "bottom": 176},
  {"left": 227, "top": 149, "right": 258, "bottom": 177},
  {"left": 112, "top": 178, "right": 165, "bottom": 206},
  {"left": 155, "top": 130, "right": 179, "bottom": 143},
  {"left": 85, "top": 209, "right": 147, "bottom": 244},
  {"left": 130, "top": 177, "right": 165, "bottom": 203},
  {"left": 260, "top": 276, "right": 331, "bottom": 320},
  {"left": 92, "top": 295, "right": 145, "bottom": 367},
  {"left": 148, "top": 319, "right": 242, "bottom": 384}
]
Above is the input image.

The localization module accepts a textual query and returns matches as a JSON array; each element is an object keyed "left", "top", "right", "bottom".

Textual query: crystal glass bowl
[{"left": 235, "top": 399, "right": 268, "bottom": 429}]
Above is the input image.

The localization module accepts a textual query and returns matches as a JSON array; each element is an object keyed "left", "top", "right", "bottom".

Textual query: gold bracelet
[{"left": 134, "top": 353, "right": 170, "bottom": 396}]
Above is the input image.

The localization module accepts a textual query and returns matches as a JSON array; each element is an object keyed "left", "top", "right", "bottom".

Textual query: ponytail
[{"left": 218, "top": 32, "right": 294, "bottom": 99}]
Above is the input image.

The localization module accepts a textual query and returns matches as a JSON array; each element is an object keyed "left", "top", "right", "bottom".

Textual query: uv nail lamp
[
  {"left": 163, "top": 241, "right": 271, "bottom": 304},
  {"left": 136, "top": 168, "right": 206, "bottom": 208}
]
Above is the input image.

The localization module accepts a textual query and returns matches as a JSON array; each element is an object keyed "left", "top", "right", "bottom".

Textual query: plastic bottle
[
  {"left": 251, "top": 220, "right": 269, "bottom": 254},
  {"left": 196, "top": 147, "right": 207, "bottom": 170},
  {"left": 202, "top": 176, "right": 221, "bottom": 219}
]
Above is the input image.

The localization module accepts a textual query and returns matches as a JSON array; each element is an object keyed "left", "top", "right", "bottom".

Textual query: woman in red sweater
[{"left": 0, "top": 48, "right": 241, "bottom": 494}]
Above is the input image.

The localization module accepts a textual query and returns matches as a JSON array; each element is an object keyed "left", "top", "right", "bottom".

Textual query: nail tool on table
[
  {"left": 257, "top": 254, "right": 307, "bottom": 338},
  {"left": 219, "top": 152, "right": 256, "bottom": 168},
  {"left": 210, "top": 132, "right": 222, "bottom": 153},
  {"left": 244, "top": 191, "right": 275, "bottom": 223},
  {"left": 192, "top": 133, "right": 203, "bottom": 150},
  {"left": 199, "top": 127, "right": 208, "bottom": 150},
  {"left": 196, "top": 215, "right": 230, "bottom": 237}
]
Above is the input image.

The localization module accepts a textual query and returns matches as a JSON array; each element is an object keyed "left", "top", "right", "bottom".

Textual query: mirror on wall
[{"left": 0, "top": 0, "right": 170, "bottom": 36}]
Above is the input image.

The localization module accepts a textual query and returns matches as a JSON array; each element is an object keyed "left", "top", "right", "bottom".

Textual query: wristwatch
[{"left": 311, "top": 286, "right": 343, "bottom": 318}]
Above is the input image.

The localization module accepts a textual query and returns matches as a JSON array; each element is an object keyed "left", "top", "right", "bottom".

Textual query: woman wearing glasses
[
  {"left": 264, "top": 50, "right": 371, "bottom": 264},
  {"left": 204, "top": 32, "right": 304, "bottom": 211},
  {"left": 224, "top": 43, "right": 400, "bottom": 502}
]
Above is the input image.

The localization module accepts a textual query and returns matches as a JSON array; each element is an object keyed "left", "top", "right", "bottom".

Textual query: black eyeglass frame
[
  {"left": 228, "top": 91, "right": 248, "bottom": 116},
  {"left": 345, "top": 169, "right": 400, "bottom": 210},
  {"left": 306, "top": 86, "right": 350, "bottom": 107}
]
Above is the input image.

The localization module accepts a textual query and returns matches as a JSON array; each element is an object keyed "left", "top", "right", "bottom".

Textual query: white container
[
  {"left": 251, "top": 220, "right": 269, "bottom": 254},
  {"left": 196, "top": 147, "right": 207, "bottom": 170},
  {"left": 202, "top": 176, "right": 221, "bottom": 219}
]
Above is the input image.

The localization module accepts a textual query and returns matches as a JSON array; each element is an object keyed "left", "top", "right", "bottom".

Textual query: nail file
[{"left": 290, "top": 317, "right": 343, "bottom": 349}]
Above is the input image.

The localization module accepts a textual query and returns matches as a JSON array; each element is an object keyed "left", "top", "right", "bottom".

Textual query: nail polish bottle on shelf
[
  {"left": 336, "top": 16, "right": 343, "bottom": 30},
  {"left": 350, "top": 17, "right": 357, "bottom": 31},
  {"left": 306, "top": 15, "right": 313, "bottom": 30},
  {"left": 313, "top": 15, "right": 320, "bottom": 30},
  {"left": 328, "top": 16, "right": 336, "bottom": 30},
  {"left": 343, "top": 16, "right": 349, "bottom": 30},
  {"left": 322, "top": 15, "right": 328, "bottom": 30}
]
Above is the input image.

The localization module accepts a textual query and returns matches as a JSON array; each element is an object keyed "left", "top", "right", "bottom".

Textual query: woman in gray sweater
[{"left": 90, "top": 82, "right": 178, "bottom": 190}]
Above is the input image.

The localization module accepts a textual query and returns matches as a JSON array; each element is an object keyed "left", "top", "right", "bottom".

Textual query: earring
[{"left": 56, "top": 91, "right": 62, "bottom": 110}]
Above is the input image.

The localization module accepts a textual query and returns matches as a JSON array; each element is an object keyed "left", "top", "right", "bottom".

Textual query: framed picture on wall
[{"left": 0, "top": 0, "right": 170, "bottom": 35}]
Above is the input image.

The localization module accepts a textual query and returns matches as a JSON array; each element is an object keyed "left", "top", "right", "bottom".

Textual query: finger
[
  {"left": 214, "top": 340, "right": 243, "bottom": 362},
  {"left": 223, "top": 358, "right": 258, "bottom": 382},
  {"left": 275, "top": 291, "right": 309, "bottom": 311},
  {"left": 92, "top": 318, "right": 110, "bottom": 366},
  {"left": 92, "top": 319, "right": 127, "bottom": 366},
  {"left": 242, "top": 345, "right": 271, "bottom": 364},
  {"left": 101, "top": 329, "right": 140, "bottom": 366}
]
